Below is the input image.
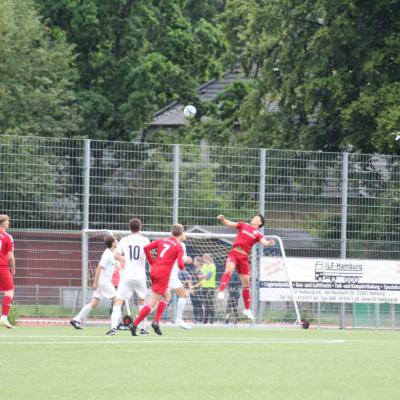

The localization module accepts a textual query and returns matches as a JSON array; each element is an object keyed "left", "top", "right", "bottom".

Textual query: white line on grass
[{"left": 0, "top": 339, "right": 346, "bottom": 345}]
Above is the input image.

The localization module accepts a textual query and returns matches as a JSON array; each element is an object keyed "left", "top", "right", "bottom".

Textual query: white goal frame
[{"left": 82, "top": 229, "right": 302, "bottom": 325}]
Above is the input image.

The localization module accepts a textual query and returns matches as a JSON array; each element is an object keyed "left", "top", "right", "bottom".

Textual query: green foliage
[
  {"left": 216, "top": 0, "right": 400, "bottom": 153},
  {"left": 34, "top": 0, "right": 226, "bottom": 140},
  {"left": 184, "top": 0, "right": 225, "bottom": 23},
  {"left": 0, "top": 0, "right": 80, "bottom": 137},
  {"left": 181, "top": 80, "right": 252, "bottom": 146}
]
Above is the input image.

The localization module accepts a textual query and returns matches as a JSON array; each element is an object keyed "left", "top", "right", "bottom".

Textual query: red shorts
[
  {"left": 150, "top": 266, "right": 170, "bottom": 295},
  {"left": 226, "top": 250, "right": 251, "bottom": 276},
  {"left": 0, "top": 270, "right": 14, "bottom": 291}
]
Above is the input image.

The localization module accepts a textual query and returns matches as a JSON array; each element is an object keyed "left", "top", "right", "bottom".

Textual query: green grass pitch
[{"left": 1, "top": 325, "right": 399, "bottom": 400}]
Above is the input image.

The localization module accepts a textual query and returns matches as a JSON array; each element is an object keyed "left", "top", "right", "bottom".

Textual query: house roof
[{"left": 148, "top": 69, "right": 246, "bottom": 127}]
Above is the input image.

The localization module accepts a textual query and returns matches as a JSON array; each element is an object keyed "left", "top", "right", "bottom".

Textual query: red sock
[
  {"left": 242, "top": 288, "right": 251, "bottom": 310},
  {"left": 154, "top": 300, "right": 168, "bottom": 322},
  {"left": 2, "top": 296, "right": 12, "bottom": 316},
  {"left": 134, "top": 304, "right": 151, "bottom": 326},
  {"left": 219, "top": 272, "right": 232, "bottom": 292}
]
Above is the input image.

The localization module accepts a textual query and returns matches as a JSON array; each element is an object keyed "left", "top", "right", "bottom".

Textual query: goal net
[{"left": 82, "top": 229, "right": 301, "bottom": 326}]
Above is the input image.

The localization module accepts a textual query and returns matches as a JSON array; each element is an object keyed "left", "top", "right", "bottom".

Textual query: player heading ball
[{"left": 216, "top": 214, "right": 275, "bottom": 320}]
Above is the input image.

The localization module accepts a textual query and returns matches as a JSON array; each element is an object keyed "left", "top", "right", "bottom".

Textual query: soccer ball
[{"left": 183, "top": 105, "right": 197, "bottom": 118}]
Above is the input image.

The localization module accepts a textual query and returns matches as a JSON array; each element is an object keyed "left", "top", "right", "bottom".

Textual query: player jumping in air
[
  {"left": 130, "top": 224, "right": 185, "bottom": 336},
  {"left": 216, "top": 214, "right": 275, "bottom": 320},
  {"left": 0, "top": 215, "right": 15, "bottom": 329}
]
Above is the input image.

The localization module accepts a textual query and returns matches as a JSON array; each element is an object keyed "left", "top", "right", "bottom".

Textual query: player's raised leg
[
  {"left": 71, "top": 297, "right": 101, "bottom": 329},
  {"left": 217, "top": 259, "right": 235, "bottom": 300},
  {"left": 216, "top": 214, "right": 274, "bottom": 320}
]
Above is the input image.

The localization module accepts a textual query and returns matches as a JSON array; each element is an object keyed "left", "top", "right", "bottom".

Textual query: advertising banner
[{"left": 259, "top": 257, "right": 400, "bottom": 303}]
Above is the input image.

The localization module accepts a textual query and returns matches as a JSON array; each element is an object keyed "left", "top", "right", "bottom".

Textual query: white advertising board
[{"left": 259, "top": 257, "right": 400, "bottom": 303}]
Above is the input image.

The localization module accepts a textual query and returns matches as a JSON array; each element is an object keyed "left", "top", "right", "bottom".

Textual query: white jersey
[
  {"left": 115, "top": 234, "right": 150, "bottom": 281},
  {"left": 169, "top": 242, "right": 188, "bottom": 289},
  {"left": 98, "top": 248, "right": 116, "bottom": 284}
]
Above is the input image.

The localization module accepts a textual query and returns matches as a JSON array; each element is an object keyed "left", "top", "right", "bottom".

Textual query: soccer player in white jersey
[
  {"left": 169, "top": 239, "right": 193, "bottom": 329},
  {"left": 107, "top": 218, "right": 150, "bottom": 336},
  {"left": 70, "top": 235, "right": 119, "bottom": 329}
]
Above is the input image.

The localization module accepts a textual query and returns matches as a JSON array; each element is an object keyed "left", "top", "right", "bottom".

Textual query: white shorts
[
  {"left": 169, "top": 269, "right": 183, "bottom": 290},
  {"left": 93, "top": 281, "right": 117, "bottom": 299},
  {"left": 116, "top": 278, "right": 147, "bottom": 300}
]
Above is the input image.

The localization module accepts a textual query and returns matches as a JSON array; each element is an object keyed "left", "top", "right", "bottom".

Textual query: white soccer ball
[{"left": 183, "top": 105, "right": 197, "bottom": 118}]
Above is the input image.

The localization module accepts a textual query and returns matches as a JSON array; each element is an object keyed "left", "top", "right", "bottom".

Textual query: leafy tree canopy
[
  {"left": 0, "top": 0, "right": 80, "bottom": 137},
  {"left": 214, "top": 0, "right": 400, "bottom": 153},
  {"left": 35, "top": 0, "right": 226, "bottom": 140}
]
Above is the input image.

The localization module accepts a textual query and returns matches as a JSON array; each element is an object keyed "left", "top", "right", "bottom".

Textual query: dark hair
[
  {"left": 104, "top": 234, "right": 116, "bottom": 249},
  {"left": 258, "top": 214, "right": 265, "bottom": 228},
  {"left": 172, "top": 223, "right": 184, "bottom": 237},
  {"left": 129, "top": 218, "right": 142, "bottom": 233}
]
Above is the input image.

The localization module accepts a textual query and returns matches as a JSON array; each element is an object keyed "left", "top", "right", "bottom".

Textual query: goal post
[{"left": 81, "top": 229, "right": 302, "bottom": 325}]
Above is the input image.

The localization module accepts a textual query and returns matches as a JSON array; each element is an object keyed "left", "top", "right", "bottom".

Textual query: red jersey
[
  {"left": 144, "top": 237, "right": 184, "bottom": 272},
  {"left": 0, "top": 230, "right": 14, "bottom": 271},
  {"left": 232, "top": 222, "right": 264, "bottom": 255}
]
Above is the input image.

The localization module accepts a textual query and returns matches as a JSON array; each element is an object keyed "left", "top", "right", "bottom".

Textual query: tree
[
  {"left": 0, "top": 0, "right": 80, "bottom": 137},
  {"left": 184, "top": 0, "right": 225, "bottom": 24},
  {"left": 35, "top": 0, "right": 226, "bottom": 140},
  {"left": 219, "top": 0, "right": 400, "bottom": 154}
]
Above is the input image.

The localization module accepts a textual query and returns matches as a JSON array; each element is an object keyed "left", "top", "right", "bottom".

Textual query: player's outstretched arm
[
  {"left": 260, "top": 238, "right": 275, "bottom": 247},
  {"left": 217, "top": 215, "right": 238, "bottom": 228}
]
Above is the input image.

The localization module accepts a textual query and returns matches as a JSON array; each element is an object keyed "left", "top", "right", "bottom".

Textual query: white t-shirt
[
  {"left": 115, "top": 234, "right": 150, "bottom": 281},
  {"left": 98, "top": 248, "right": 116, "bottom": 284},
  {"left": 171, "top": 242, "right": 188, "bottom": 275}
]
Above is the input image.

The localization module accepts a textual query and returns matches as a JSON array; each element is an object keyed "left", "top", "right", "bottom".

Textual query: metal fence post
[
  {"left": 82, "top": 139, "right": 91, "bottom": 305},
  {"left": 254, "top": 149, "right": 266, "bottom": 321},
  {"left": 340, "top": 152, "right": 349, "bottom": 329},
  {"left": 35, "top": 284, "right": 39, "bottom": 315},
  {"left": 173, "top": 144, "right": 180, "bottom": 224},
  {"left": 391, "top": 304, "right": 396, "bottom": 329}
]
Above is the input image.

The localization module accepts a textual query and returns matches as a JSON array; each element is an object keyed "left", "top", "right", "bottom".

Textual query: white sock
[
  {"left": 1, "top": 315, "right": 8, "bottom": 321},
  {"left": 111, "top": 305, "right": 122, "bottom": 329},
  {"left": 74, "top": 304, "right": 92, "bottom": 322},
  {"left": 124, "top": 299, "right": 131, "bottom": 316},
  {"left": 138, "top": 304, "right": 147, "bottom": 331},
  {"left": 176, "top": 297, "right": 187, "bottom": 322}
]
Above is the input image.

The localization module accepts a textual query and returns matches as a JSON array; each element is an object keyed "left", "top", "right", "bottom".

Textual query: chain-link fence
[{"left": 1, "top": 135, "right": 400, "bottom": 327}]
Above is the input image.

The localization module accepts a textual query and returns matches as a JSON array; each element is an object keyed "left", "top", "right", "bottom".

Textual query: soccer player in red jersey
[
  {"left": 0, "top": 215, "right": 16, "bottom": 329},
  {"left": 130, "top": 224, "right": 185, "bottom": 336},
  {"left": 216, "top": 214, "right": 275, "bottom": 320}
]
